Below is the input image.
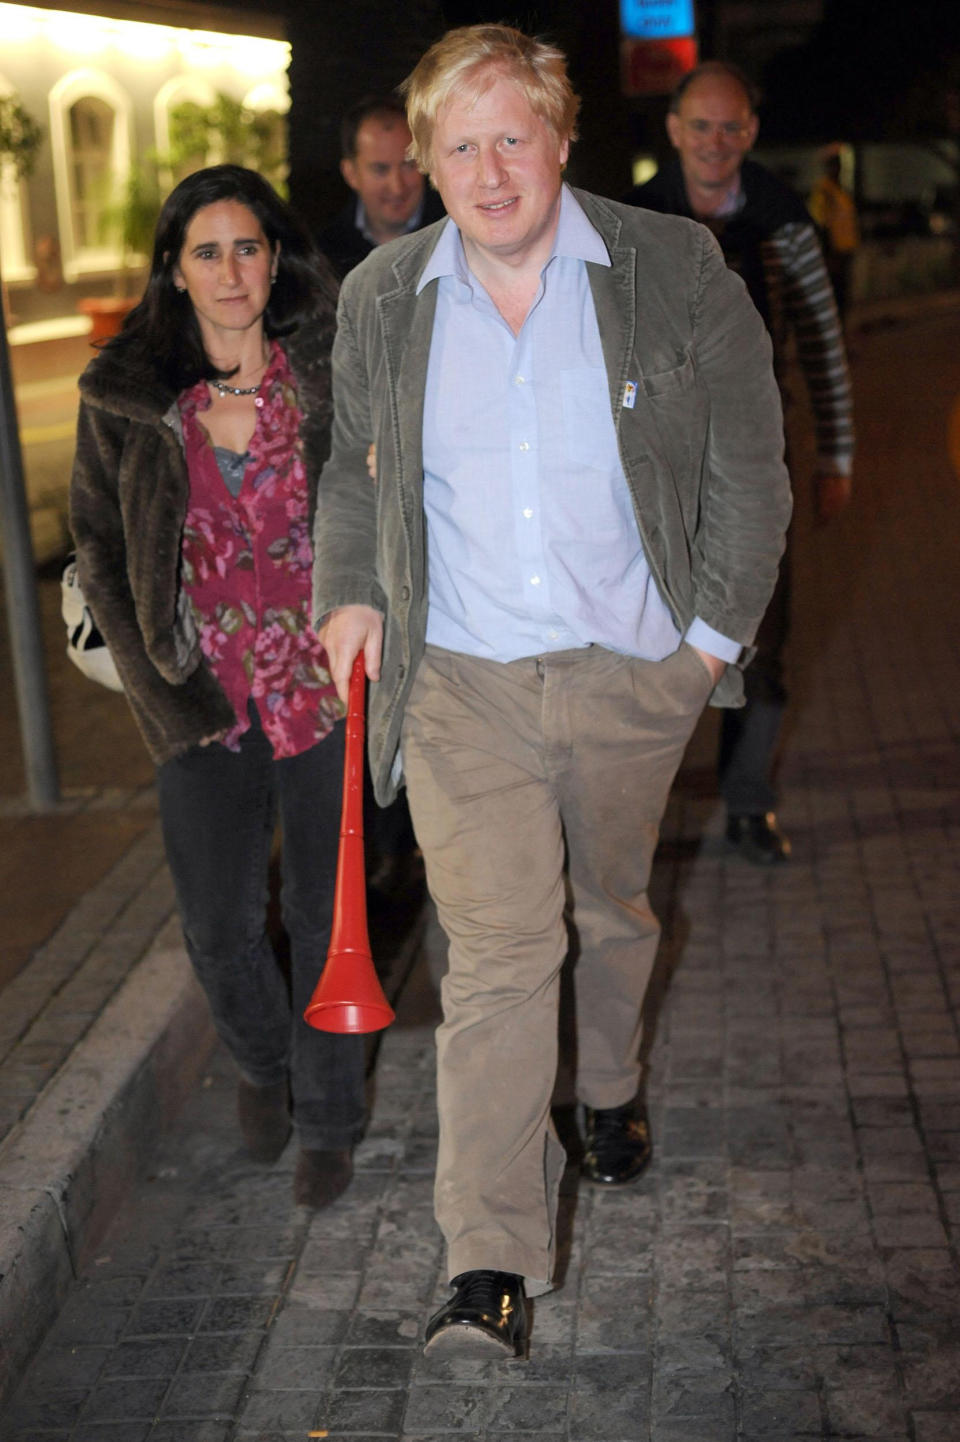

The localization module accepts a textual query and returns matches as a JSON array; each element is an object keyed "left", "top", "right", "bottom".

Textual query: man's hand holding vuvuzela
[{"left": 319, "top": 605, "right": 383, "bottom": 707}]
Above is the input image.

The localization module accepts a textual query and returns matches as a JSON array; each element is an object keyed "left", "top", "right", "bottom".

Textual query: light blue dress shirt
[{"left": 417, "top": 186, "right": 740, "bottom": 665}]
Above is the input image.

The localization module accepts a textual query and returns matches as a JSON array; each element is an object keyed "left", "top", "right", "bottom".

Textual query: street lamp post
[{"left": 0, "top": 307, "right": 60, "bottom": 810}]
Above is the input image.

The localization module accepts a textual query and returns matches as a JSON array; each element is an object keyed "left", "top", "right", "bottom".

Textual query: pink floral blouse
[{"left": 179, "top": 341, "right": 342, "bottom": 759}]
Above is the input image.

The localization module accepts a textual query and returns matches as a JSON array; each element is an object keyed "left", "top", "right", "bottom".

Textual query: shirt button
[
  {"left": 519, "top": 441, "right": 529, "bottom": 452},
  {"left": 530, "top": 575, "right": 541, "bottom": 586},
  {"left": 254, "top": 397, "right": 264, "bottom": 408},
  {"left": 522, "top": 508, "right": 533, "bottom": 519},
  {"left": 515, "top": 375, "right": 525, "bottom": 385}
]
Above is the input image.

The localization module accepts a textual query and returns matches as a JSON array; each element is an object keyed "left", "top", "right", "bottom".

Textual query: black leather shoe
[
  {"left": 581, "top": 1098, "right": 652, "bottom": 1185},
  {"left": 424, "top": 1270, "right": 527, "bottom": 1359},
  {"left": 725, "top": 811, "right": 791, "bottom": 865},
  {"left": 237, "top": 1078, "right": 291, "bottom": 1164}
]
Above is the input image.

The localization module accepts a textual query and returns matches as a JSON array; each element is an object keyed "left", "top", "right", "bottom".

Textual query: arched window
[
  {"left": 243, "top": 81, "right": 288, "bottom": 193},
  {"left": 0, "top": 75, "right": 35, "bottom": 284},
  {"left": 69, "top": 96, "right": 113, "bottom": 248},
  {"left": 154, "top": 76, "right": 217, "bottom": 186},
  {"left": 50, "top": 69, "right": 132, "bottom": 279}
]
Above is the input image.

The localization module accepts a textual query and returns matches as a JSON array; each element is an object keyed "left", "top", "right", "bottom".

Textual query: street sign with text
[{"left": 620, "top": 0, "right": 695, "bottom": 40}]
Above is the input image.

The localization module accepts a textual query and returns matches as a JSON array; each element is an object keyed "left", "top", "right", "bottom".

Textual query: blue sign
[{"left": 621, "top": 0, "right": 695, "bottom": 40}]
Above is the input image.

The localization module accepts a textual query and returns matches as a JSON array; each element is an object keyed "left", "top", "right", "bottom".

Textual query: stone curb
[{"left": 0, "top": 941, "right": 215, "bottom": 1403}]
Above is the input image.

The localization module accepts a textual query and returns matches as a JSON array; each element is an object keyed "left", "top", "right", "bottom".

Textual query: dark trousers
[
  {"left": 826, "top": 251, "right": 854, "bottom": 326},
  {"left": 156, "top": 707, "right": 366, "bottom": 1150},
  {"left": 719, "top": 539, "right": 792, "bottom": 817}
]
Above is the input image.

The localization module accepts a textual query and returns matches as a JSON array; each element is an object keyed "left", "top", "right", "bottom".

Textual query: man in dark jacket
[
  {"left": 317, "top": 94, "right": 445, "bottom": 280},
  {"left": 628, "top": 61, "right": 854, "bottom": 865}
]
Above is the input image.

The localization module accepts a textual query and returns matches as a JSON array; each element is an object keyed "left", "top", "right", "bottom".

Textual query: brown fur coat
[{"left": 69, "top": 307, "right": 336, "bottom": 764}]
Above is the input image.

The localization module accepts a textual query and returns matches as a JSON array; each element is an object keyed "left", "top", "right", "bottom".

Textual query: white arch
[
  {"left": 242, "top": 81, "right": 289, "bottom": 115},
  {"left": 0, "top": 72, "right": 35, "bottom": 284},
  {"left": 153, "top": 74, "right": 217, "bottom": 160},
  {"left": 49, "top": 67, "right": 133, "bottom": 280},
  {"left": 241, "top": 81, "right": 288, "bottom": 189}
]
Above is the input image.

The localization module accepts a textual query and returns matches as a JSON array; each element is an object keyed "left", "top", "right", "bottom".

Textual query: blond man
[{"left": 313, "top": 25, "right": 790, "bottom": 1359}]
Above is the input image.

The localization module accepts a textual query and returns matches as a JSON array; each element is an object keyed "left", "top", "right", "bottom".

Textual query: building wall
[{"left": 1, "top": 2, "right": 289, "bottom": 339}]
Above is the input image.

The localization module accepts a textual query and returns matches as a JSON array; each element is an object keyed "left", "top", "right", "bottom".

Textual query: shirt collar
[
  {"left": 708, "top": 180, "right": 745, "bottom": 219},
  {"left": 354, "top": 194, "right": 425, "bottom": 246},
  {"left": 416, "top": 183, "right": 610, "bottom": 295}
]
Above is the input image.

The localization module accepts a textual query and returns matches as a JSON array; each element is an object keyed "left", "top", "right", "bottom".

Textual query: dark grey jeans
[
  {"left": 719, "top": 540, "right": 792, "bottom": 816},
  {"left": 156, "top": 706, "right": 366, "bottom": 1151}
]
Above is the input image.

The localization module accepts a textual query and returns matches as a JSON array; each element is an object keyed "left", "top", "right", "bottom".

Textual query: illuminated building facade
[{"left": 1, "top": 2, "right": 289, "bottom": 354}]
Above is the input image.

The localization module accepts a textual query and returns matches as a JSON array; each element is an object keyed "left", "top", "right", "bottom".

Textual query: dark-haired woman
[{"left": 70, "top": 165, "right": 365, "bottom": 1208}]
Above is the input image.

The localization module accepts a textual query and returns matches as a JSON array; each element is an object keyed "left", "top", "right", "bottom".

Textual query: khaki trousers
[{"left": 401, "top": 642, "right": 715, "bottom": 1295}]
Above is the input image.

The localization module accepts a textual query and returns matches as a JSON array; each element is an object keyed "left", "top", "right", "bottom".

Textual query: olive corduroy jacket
[{"left": 312, "top": 188, "right": 793, "bottom": 806}]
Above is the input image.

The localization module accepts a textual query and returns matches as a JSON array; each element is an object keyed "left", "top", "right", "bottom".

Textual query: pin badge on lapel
[{"left": 623, "top": 380, "right": 637, "bottom": 410}]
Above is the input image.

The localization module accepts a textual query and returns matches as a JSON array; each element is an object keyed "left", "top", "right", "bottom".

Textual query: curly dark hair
[{"left": 102, "top": 164, "right": 338, "bottom": 392}]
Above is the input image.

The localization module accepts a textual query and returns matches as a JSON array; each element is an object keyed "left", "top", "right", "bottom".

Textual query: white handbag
[{"left": 60, "top": 554, "right": 124, "bottom": 692}]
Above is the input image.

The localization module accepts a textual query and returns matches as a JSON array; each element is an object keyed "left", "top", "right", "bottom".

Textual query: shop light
[
  {"left": 0, "top": 4, "right": 288, "bottom": 78},
  {"left": 0, "top": 3, "right": 40, "bottom": 41},
  {"left": 178, "top": 30, "right": 289, "bottom": 76}
]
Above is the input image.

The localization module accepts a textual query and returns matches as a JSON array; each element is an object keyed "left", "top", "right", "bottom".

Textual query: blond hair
[{"left": 400, "top": 24, "right": 580, "bottom": 174}]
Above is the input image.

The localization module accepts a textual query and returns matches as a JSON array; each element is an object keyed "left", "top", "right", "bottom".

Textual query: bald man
[{"left": 629, "top": 62, "right": 854, "bottom": 865}]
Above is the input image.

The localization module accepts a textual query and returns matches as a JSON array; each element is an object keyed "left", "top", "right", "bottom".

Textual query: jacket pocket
[{"left": 640, "top": 350, "right": 695, "bottom": 398}]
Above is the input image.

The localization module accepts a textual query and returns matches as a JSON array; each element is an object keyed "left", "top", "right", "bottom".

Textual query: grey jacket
[{"left": 313, "top": 187, "right": 792, "bottom": 805}]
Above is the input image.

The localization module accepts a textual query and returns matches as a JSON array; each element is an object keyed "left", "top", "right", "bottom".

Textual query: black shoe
[
  {"left": 293, "top": 1148, "right": 354, "bottom": 1209},
  {"left": 581, "top": 1098, "right": 652, "bottom": 1186},
  {"left": 725, "top": 811, "right": 791, "bottom": 866},
  {"left": 237, "top": 1078, "right": 291, "bottom": 1164},
  {"left": 424, "top": 1269, "right": 527, "bottom": 1359}
]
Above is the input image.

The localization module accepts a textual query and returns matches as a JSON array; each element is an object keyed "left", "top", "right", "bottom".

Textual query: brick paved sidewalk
[
  {"left": 0, "top": 810, "right": 172, "bottom": 1144},
  {"left": 2, "top": 739, "right": 958, "bottom": 1441},
  {"left": 1, "top": 308, "right": 958, "bottom": 1439}
]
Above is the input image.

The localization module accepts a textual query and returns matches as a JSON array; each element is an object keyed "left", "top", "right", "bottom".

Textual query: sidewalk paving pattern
[{"left": 1, "top": 307, "right": 958, "bottom": 1438}]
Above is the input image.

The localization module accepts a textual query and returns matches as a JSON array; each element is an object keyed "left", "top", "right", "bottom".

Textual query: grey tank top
[{"left": 212, "top": 445, "right": 250, "bottom": 498}]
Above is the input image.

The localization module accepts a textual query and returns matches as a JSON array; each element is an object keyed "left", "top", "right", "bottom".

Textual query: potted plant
[
  {"left": 0, "top": 92, "right": 43, "bottom": 180},
  {"left": 77, "top": 91, "right": 287, "bottom": 342},
  {"left": 0, "top": 93, "right": 43, "bottom": 325},
  {"left": 78, "top": 163, "right": 162, "bottom": 341},
  {"left": 167, "top": 92, "right": 287, "bottom": 194}
]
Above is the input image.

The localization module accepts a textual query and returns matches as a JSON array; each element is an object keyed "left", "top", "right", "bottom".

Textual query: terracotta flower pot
[{"left": 77, "top": 295, "right": 137, "bottom": 345}]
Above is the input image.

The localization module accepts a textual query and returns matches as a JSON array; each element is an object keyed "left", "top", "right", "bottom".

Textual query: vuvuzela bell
[{"left": 304, "top": 654, "right": 395, "bottom": 1034}]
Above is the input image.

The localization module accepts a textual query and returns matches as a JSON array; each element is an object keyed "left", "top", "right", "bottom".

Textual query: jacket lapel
[
  {"left": 578, "top": 191, "right": 638, "bottom": 433},
  {"left": 376, "top": 235, "right": 442, "bottom": 521}
]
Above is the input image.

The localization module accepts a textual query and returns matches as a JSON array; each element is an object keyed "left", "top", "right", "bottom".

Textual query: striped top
[{"left": 760, "top": 219, "right": 854, "bottom": 472}]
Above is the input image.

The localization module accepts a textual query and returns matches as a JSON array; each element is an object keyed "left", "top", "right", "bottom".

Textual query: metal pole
[{"left": 0, "top": 306, "right": 60, "bottom": 810}]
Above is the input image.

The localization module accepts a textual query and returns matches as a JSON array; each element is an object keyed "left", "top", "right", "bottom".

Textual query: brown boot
[
  {"left": 293, "top": 1148, "right": 354, "bottom": 1209},
  {"left": 236, "top": 1078, "right": 291, "bottom": 1164}
]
